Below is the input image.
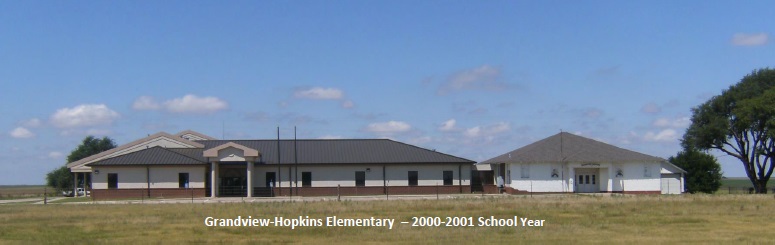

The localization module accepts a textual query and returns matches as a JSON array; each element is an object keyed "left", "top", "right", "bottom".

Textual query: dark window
[
  {"left": 408, "top": 171, "right": 418, "bottom": 186},
  {"left": 266, "top": 172, "right": 276, "bottom": 187},
  {"left": 577, "top": 175, "right": 582, "bottom": 184},
  {"left": 108, "top": 173, "right": 118, "bottom": 189},
  {"left": 585, "top": 175, "right": 590, "bottom": 184},
  {"left": 592, "top": 175, "right": 596, "bottom": 185},
  {"left": 443, "top": 171, "right": 453, "bottom": 186},
  {"left": 179, "top": 173, "right": 189, "bottom": 188},
  {"left": 302, "top": 172, "right": 311, "bottom": 187},
  {"left": 355, "top": 171, "right": 365, "bottom": 186}
]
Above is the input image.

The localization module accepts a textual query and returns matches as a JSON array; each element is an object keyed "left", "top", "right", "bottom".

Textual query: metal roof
[
  {"left": 88, "top": 139, "right": 474, "bottom": 166},
  {"left": 479, "top": 132, "right": 665, "bottom": 164},
  {"left": 89, "top": 146, "right": 206, "bottom": 166},
  {"left": 199, "top": 139, "right": 474, "bottom": 164}
]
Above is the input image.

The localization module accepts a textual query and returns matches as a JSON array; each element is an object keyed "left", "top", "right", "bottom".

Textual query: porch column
[
  {"left": 73, "top": 172, "right": 78, "bottom": 197},
  {"left": 246, "top": 161, "right": 254, "bottom": 197},
  {"left": 211, "top": 162, "right": 218, "bottom": 197}
]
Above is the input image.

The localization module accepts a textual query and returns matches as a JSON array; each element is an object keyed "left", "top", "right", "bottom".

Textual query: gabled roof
[
  {"left": 200, "top": 139, "right": 474, "bottom": 164},
  {"left": 88, "top": 146, "right": 206, "bottom": 166},
  {"left": 480, "top": 132, "right": 665, "bottom": 164},
  {"left": 67, "top": 132, "right": 204, "bottom": 169},
  {"left": 203, "top": 142, "right": 259, "bottom": 158},
  {"left": 175, "top": 130, "right": 217, "bottom": 141}
]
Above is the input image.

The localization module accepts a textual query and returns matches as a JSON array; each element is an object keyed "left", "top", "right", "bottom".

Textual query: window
[
  {"left": 506, "top": 170, "right": 511, "bottom": 184},
  {"left": 178, "top": 173, "right": 189, "bottom": 188},
  {"left": 302, "top": 172, "right": 311, "bottom": 187},
  {"left": 266, "top": 172, "right": 276, "bottom": 187},
  {"left": 355, "top": 171, "right": 365, "bottom": 186},
  {"left": 520, "top": 164, "right": 530, "bottom": 178},
  {"left": 443, "top": 171, "right": 453, "bottom": 186},
  {"left": 577, "top": 175, "right": 582, "bottom": 184},
  {"left": 592, "top": 175, "right": 596, "bottom": 185},
  {"left": 585, "top": 175, "right": 590, "bottom": 184},
  {"left": 108, "top": 173, "right": 118, "bottom": 189},
  {"left": 408, "top": 171, "right": 418, "bottom": 186},
  {"left": 644, "top": 165, "right": 651, "bottom": 177}
]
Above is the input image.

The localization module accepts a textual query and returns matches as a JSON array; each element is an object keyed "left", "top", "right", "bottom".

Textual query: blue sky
[{"left": 1, "top": 1, "right": 773, "bottom": 184}]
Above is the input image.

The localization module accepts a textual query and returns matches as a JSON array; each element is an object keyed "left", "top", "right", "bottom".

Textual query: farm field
[{"left": 1, "top": 195, "right": 774, "bottom": 244}]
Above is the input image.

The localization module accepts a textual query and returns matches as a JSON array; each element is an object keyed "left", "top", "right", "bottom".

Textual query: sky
[{"left": 1, "top": 1, "right": 773, "bottom": 185}]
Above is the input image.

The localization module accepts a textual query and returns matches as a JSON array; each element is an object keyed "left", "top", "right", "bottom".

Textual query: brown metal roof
[
  {"left": 200, "top": 139, "right": 474, "bottom": 164},
  {"left": 88, "top": 139, "right": 474, "bottom": 166},
  {"left": 89, "top": 146, "right": 206, "bottom": 166},
  {"left": 479, "top": 132, "right": 665, "bottom": 164}
]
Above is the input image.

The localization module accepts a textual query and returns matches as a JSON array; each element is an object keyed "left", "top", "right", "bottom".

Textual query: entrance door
[{"left": 575, "top": 169, "right": 599, "bottom": 193}]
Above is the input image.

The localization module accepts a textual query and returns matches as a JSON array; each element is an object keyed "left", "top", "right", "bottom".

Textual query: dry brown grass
[{"left": 1, "top": 195, "right": 774, "bottom": 244}]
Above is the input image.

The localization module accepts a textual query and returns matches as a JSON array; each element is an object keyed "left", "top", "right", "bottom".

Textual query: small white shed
[{"left": 660, "top": 162, "right": 686, "bottom": 194}]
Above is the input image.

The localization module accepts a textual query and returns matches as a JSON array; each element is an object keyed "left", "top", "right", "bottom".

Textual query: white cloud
[
  {"left": 438, "top": 65, "right": 510, "bottom": 94},
  {"left": 132, "top": 96, "right": 161, "bottom": 110},
  {"left": 50, "top": 104, "right": 120, "bottom": 128},
  {"left": 439, "top": 119, "right": 457, "bottom": 132},
  {"left": 643, "top": 129, "right": 678, "bottom": 142},
  {"left": 366, "top": 121, "right": 412, "bottom": 134},
  {"left": 652, "top": 117, "right": 690, "bottom": 128},
  {"left": 294, "top": 87, "right": 344, "bottom": 100},
  {"left": 9, "top": 127, "right": 34, "bottom": 139},
  {"left": 341, "top": 100, "right": 355, "bottom": 109},
  {"left": 163, "top": 94, "right": 228, "bottom": 114},
  {"left": 20, "top": 118, "right": 42, "bottom": 128},
  {"left": 731, "top": 33, "right": 769, "bottom": 46},
  {"left": 464, "top": 122, "right": 510, "bottom": 138},
  {"left": 47, "top": 151, "right": 64, "bottom": 160}
]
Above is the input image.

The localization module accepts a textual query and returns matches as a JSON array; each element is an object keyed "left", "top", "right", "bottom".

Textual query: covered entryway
[
  {"left": 575, "top": 168, "right": 599, "bottom": 193},
  {"left": 219, "top": 164, "right": 247, "bottom": 197}
]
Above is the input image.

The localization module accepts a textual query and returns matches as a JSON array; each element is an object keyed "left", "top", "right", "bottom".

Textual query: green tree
[
  {"left": 45, "top": 136, "right": 117, "bottom": 191},
  {"left": 683, "top": 68, "right": 775, "bottom": 193},
  {"left": 668, "top": 148, "right": 723, "bottom": 194}
]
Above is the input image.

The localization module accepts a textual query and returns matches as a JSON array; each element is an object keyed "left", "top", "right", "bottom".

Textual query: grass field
[
  {"left": 1, "top": 195, "right": 774, "bottom": 244},
  {"left": 0, "top": 185, "right": 54, "bottom": 199}
]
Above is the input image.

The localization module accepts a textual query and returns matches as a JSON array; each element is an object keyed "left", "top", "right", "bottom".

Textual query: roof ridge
[{"left": 162, "top": 147, "right": 206, "bottom": 163}]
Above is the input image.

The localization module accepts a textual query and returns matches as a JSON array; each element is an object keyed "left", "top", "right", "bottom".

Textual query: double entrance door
[{"left": 575, "top": 168, "right": 599, "bottom": 193}]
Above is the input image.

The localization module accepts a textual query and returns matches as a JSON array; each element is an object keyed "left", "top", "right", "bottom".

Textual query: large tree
[
  {"left": 683, "top": 68, "right": 775, "bottom": 193},
  {"left": 668, "top": 148, "right": 723, "bottom": 194},
  {"left": 45, "top": 136, "right": 117, "bottom": 191}
]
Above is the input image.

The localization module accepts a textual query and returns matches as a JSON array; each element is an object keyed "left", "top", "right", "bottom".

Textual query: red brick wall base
[
  {"left": 275, "top": 185, "right": 472, "bottom": 197},
  {"left": 92, "top": 188, "right": 206, "bottom": 200}
]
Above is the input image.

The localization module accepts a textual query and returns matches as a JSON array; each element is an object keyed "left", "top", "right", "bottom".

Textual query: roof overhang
[
  {"left": 66, "top": 132, "right": 205, "bottom": 170},
  {"left": 203, "top": 142, "right": 260, "bottom": 158}
]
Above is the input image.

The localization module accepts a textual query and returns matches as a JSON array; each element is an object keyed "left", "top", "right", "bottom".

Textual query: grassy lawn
[{"left": 1, "top": 195, "right": 774, "bottom": 244}]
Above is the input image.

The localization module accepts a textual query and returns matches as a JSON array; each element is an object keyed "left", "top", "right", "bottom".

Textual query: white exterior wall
[
  {"left": 505, "top": 162, "right": 662, "bottom": 193},
  {"left": 253, "top": 164, "right": 471, "bottom": 188},
  {"left": 149, "top": 166, "right": 206, "bottom": 188},
  {"left": 610, "top": 162, "right": 661, "bottom": 192},
  {"left": 507, "top": 163, "right": 568, "bottom": 192},
  {"left": 92, "top": 166, "right": 147, "bottom": 189},
  {"left": 92, "top": 165, "right": 205, "bottom": 189}
]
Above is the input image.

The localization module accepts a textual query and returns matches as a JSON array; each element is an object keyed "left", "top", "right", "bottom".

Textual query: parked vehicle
[{"left": 62, "top": 188, "right": 90, "bottom": 197}]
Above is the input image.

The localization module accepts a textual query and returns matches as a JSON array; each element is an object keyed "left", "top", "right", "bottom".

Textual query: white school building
[{"left": 478, "top": 132, "right": 685, "bottom": 194}]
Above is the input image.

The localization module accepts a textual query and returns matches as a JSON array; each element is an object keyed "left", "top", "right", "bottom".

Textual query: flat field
[
  {"left": 1, "top": 195, "right": 774, "bottom": 244},
  {"left": 0, "top": 185, "right": 51, "bottom": 199}
]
